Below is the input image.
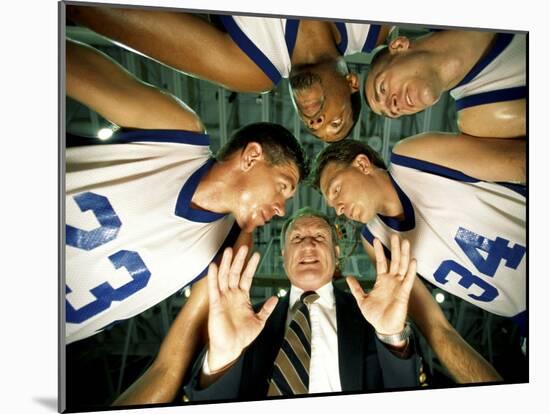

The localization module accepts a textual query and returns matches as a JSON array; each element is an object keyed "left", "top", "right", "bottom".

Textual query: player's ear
[
  {"left": 352, "top": 153, "right": 372, "bottom": 174},
  {"left": 240, "top": 142, "right": 264, "bottom": 171},
  {"left": 346, "top": 73, "right": 360, "bottom": 93},
  {"left": 388, "top": 36, "right": 411, "bottom": 54},
  {"left": 334, "top": 244, "right": 340, "bottom": 258}
]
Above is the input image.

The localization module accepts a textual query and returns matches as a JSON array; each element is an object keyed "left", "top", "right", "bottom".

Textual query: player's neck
[
  {"left": 421, "top": 31, "right": 496, "bottom": 90},
  {"left": 190, "top": 160, "right": 233, "bottom": 215},
  {"left": 291, "top": 20, "right": 341, "bottom": 64},
  {"left": 378, "top": 171, "right": 405, "bottom": 220}
]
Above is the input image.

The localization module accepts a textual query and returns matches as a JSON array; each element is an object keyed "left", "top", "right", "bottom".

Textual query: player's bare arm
[
  {"left": 66, "top": 6, "right": 273, "bottom": 93},
  {"left": 113, "top": 276, "right": 210, "bottom": 406},
  {"left": 457, "top": 99, "right": 526, "bottom": 139},
  {"left": 393, "top": 132, "right": 525, "bottom": 183},
  {"left": 66, "top": 39, "right": 204, "bottom": 132},
  {"left": 360, "top": 237, "right": 502, "bottom": 383},
  {"left": 112, "top": 230, "right": 252, "bottom": 405}
]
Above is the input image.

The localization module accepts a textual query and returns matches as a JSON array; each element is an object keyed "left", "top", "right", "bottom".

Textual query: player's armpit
[
  {"left": 457, "top": 99, "right": 526, "bottom": 139},
  {"left": 393, "top": 132, "right": 525, "bottom": 183}
]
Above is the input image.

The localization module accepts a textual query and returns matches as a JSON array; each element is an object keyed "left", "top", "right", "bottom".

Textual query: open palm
[
  {"left": 206, "top": 246, "right": 278, "bottom": 372},
  {"left": 347, "top": 235, "right": 416, "bottom": 335}
]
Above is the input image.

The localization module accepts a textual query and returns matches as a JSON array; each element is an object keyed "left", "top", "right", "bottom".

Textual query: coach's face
[{"left": 282, "top": 216, "right": 339, "bottom": 291}]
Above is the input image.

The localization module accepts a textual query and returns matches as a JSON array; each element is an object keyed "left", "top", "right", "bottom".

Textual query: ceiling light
[{"left": 97, "top": 127, "right": 113, "bottom": 140}]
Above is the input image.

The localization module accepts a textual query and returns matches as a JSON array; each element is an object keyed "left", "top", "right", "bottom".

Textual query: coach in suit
[{"left": 184, "top": 207, "right": 421, "bottom": 401}]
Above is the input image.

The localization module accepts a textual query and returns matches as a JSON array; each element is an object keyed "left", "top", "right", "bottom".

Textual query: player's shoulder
[{"left": 392, "top": 133, "right": 439, "bottom": 158}]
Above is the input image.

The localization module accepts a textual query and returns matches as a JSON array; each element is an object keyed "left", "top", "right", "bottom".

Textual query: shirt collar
[{"left": 289, "top": 281, "right": 335, "bottom": 309}]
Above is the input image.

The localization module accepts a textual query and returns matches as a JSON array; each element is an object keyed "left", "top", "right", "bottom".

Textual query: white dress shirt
[{"left": 288, "top": 282, "right": 342, "bottom": 393}]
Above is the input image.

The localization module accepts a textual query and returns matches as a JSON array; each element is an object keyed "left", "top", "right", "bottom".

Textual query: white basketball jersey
[
  {"left": 218, "top": 16, "right": 380, "bottom": 85},
  {"left": 450, "top": 33, "right": 526, "bottom": 111},
  {"left": 333, "top": 22, "right": 381, "bottom": 56},
  {"left": 362, "top": 152, "right": 526, "bottom": 319},
  {"left": 65, "top": 129, "right": 236, "bottom": 343}
]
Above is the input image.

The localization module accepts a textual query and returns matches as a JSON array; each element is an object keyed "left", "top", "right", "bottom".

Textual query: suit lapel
[
  {"left": 334, "top": 286, "right": 364, "bottom": 391},
  {"left": 251, "top": 295, "right": 289, "bottom": 370}
]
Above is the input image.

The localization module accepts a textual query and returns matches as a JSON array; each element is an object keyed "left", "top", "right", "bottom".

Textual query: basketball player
[
  {"left": 66, "top": 5, "right": 391, "bottom": 142},
  {"left": 312, "top": 133, "right": 525, "bottom": 382},
  {"left": 65, "top": 39, "right": 308, "bottom": 400},
  {"left": 364, "top": 30, "right": 525, "bottom": 138}
]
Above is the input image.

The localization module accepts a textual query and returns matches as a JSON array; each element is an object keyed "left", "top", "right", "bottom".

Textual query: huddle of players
[{"left": 64, "top": 4, "right": 526, "bottom": 405}]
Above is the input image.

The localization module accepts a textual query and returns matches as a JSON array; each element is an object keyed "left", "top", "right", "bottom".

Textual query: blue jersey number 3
[
  {"left": 66, "top": 192, "right": 151, "bottom": 324},
  {"left": 433, "top": 227, "right": 525, "bottom": 302}
]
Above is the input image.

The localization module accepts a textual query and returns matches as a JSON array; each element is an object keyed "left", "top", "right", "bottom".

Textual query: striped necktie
[{"left": 267, "top": 290, "right": 320, "bottom": 396}]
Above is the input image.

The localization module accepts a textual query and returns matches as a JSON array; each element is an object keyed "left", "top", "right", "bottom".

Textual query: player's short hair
[
  {"left": 216, "top": 122, "right": 309, "bottom": 182},
  {"left": 310, "top": 139, "right": 387, "bottom": 190},
  {"left": 279, "top": 207, "right": 338, "bottom": 251}
]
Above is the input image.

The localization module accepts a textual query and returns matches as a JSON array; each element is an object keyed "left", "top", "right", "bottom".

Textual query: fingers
[
  {"left": 228, "top": 245, "right": 249, "bottom": 289},
  {"left": 346, "top": 276, "right": 366, "bottom": 304},
  {"left": 398, "top": 238, "right": 410, "bottom": 279},
  {"left": 373, "top": 238, "right": 388, "bottom": 275},
  {"left": 403, "top": 258, "right": 417, "bottom": 294},
  {"left": 217, "top": 247, "right": 233, "bottom": 292},
  {"left": 207, "top": 261, "right": 220, "bottom": 307},
  {"left": 239, "top": 251, "right": 261, "bottom": 293},
  {"left": 389, "top": 234, "right": 401, "bottom": 275},
  {"left": 257, "top": 295, "right": 279, "bottom": 323}
]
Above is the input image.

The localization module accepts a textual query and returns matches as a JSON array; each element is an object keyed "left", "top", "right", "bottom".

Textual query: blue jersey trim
[
  {"left": 496, "top": 181, "right": 527, "bottom": 197},
  {"left": 363, "top": 24, "right": 381, "bottom": 53},
  {"left": 285, "top": 19, "right": 300, "bottom": 58},
  {"left": 377, "top": 175, "right": 416, "bottom": 231},
  {"left": 335, "top": 22, "right": 348, "bottom": 55},
  {"left": 392, "top": 152, "right": 526, "bottom": 197},
  {"left": 67, "top": 129, "right": 210, "bottom": 147},
  {"left": 455, "top": 33, "right": 514, "bottom": 88},
  {"left": 219, "top": 15, "right": 282, "bottom": 86},
  {"left": 391, "top": 153, "right": 480, "bottom": 183},
  {"left": 360, "top": 226, "right": 391, "bottom": 259},
  {"left": 511, "top": 310, "right": 527, "bottom": 337},
  {"left": 455, "top": 86, "right": 526, "bottom": 110},
  {"left": 174, "top": 158, "right": 227, "bottom": 223}
]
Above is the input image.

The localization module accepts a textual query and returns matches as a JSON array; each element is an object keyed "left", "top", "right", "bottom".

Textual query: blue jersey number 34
[
  {"left": 66, "top": 192, "right": 151, "bottom": 324},
  {"left": 433, "top": 227, "right": 525, "bottom": 302}
]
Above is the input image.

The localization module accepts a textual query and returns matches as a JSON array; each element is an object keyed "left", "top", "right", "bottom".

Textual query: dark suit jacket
[{"left": 185, "top": 285, "right": 420, "bottom": 401}]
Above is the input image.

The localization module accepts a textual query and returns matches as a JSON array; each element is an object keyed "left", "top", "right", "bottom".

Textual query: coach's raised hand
[
  {"left": 346, "top": 235, "right": 416, "bottom": 347},
  {"left": 206, "top": 246, "right": 279, "bottom": 373}
]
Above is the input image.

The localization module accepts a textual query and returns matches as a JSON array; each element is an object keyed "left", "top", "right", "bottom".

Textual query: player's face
[
  {"left": 236, "top": 160, "right": 300, "bottom": 232},
  {"left": 282, "top": 216, "right": 339, "bottom": 290},
  {"left": 292, "top": 70, "right": 356, "bottom": 143},
  {"left": 319, "top": 161, "right": 378, "bottom": 223},
  {"left": 365, "top": 50, "right": 441, "bottom": 118}
]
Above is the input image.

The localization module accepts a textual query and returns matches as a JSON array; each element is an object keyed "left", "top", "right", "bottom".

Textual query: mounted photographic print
[{"left": 59, "top": 0, "right": 527, "bottom": 412}]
